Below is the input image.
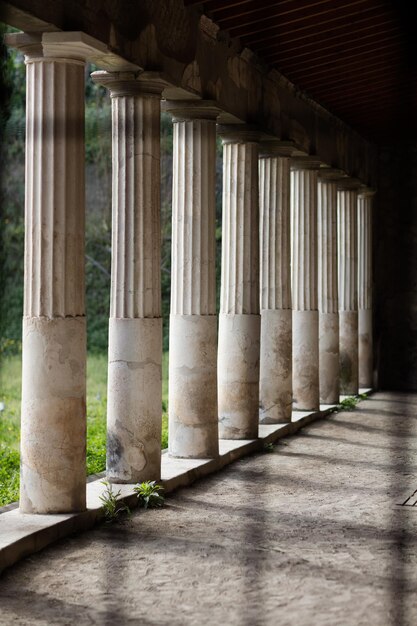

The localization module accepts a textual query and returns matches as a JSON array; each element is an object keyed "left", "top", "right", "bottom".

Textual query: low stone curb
[{"left": 0, "top": 391, "right": 371, "bottom": 574}]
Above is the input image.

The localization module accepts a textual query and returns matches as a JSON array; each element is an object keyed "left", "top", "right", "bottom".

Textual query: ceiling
[{"left": 185, "top": 0, "right": 417, "bottom": 144}]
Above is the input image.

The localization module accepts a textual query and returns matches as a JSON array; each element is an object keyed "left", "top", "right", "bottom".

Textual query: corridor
[{"left": 0, "top": 393, "right": 416, "bottom": 626}]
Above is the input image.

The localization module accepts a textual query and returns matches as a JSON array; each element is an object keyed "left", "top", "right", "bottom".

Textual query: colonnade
[{"left": 8, "top": 34, "right": 375, "bottom": 514}]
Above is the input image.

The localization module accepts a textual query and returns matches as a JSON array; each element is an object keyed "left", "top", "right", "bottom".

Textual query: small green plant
[
  {"left": 134, "top": 481, "right": 165, "bottom": 509},
  {"left": 99, "top": 480, "right": 130, "bottom": 522},
  {"left": 337, "top": 394, "right": 365, "bottom": 412},
  {"left": 263, "top": 442, "right": 275, "bottom": 453}
]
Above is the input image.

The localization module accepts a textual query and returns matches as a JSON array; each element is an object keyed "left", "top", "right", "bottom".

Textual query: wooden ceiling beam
[
  {"left": 271, "top": 28, "right": 401, "bottom": 66},
  {"left": 230, "top": 0, "right": 373, "bottom": 40},
  {"left": 243, "top": 6, "right": 391, "bottom": 47},
  {"left": 280, "top": 39, "right": 402, "bottom": 74}
]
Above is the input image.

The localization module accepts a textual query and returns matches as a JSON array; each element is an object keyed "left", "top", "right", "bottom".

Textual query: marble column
[
  {"left": 7, "top": 34, "right": 88, "bottom": 513},
  {"left": 338, "top": 181, "right": 360, "bottom": 395},
  {"left": 291, "top": 157, "right": 321, "bottom": 411},
  {"left": 317, "top": 171, "right": 341, "bottom": 404},
  {"left": 217, "top": 126, "right": 260, "bottom": 439},
  {"left": 91, "top": 71, "right": 165, "bottom": 482},
  {"left": 166, "top": 101, "right": 220, "bottom": 459},
  {"left": 358, "top": 188, "right": 375, "bottom": 388},
  {"left": 259, "top": 141, "right": 294, "bottom": 423}
]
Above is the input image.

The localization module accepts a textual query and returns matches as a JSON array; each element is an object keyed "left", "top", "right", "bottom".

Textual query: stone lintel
[
  {"left": 259, "top": 139, "right": 297, "bottom": 158},
  {"left": 217, "top": 123, "right": 261, "bottom": 144},
  {"left": 5, "top": 31, "right": 141, "bottom": 70},
  {"left": 163, "top": 99, "right": 221, "bottom": 121},
  {"left": 91, "top": 70, "right": 168, "bottom": 97},
  {"left": 290, "top": 155, "right": 322, "bottom": 171}
]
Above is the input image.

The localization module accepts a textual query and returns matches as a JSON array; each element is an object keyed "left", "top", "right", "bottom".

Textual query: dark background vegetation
[{"left": 0, "top": 25, "right": 223, "bottom": 358}]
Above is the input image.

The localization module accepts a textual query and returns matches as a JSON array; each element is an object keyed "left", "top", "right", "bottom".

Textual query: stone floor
[{"left": 0, "top": 392, "right": 416, "bottom": 626}]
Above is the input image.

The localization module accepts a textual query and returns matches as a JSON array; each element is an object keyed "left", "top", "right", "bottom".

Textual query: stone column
[
  {"left": 358, "top": 188, "right": 375, "bottom": 388},
  {"left": 291, "top": 157, "right": 321, "bottom": 411},
  {"left": 338, "top": 180, "right": 360, "bottom": 395},
  {"left": 259, "top": 141, "right": 294, "bottom": 423},
  {"left": 91, "top": 72, "right": 165, "bottom": 483},
  {"left": 166, "top": 101, "right": 220, "bottom": 459},
  {"left": 218, "top": 125, "right": 260, "bottom": 439},
  {"left": 317, "top": 171, "right": 341, "bottom": 404},
  {"left": 7, "top": 34, "right": 88, "bottom": 513}
]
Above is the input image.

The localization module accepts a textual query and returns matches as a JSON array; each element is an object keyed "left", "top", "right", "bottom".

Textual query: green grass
[{"left": 0, "top": 353, "right": 169, "bottom": 507}]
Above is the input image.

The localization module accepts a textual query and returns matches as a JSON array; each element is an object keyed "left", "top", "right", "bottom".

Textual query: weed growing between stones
[
  {"left": 337, "top": 393, "right": 368, "bottom": 412},
  {"left": 134, "top": 481, "right": 165, "bottom": 509},
  {"left": 99, "top": 480, "right": 130, "bottom": 523},
  {"left": 263, "top": 442, "right": 275, "bottom": 453}
]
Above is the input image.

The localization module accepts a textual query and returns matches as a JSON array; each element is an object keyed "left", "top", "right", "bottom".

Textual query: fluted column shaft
[
  {"left": 358, "top": 190, "right": 375, "bottom": 388},
  {"left": 92, "top": 71, "right": 165, "bottom": 482},
  {"left": 291, "top": 159, "right": 321, "bottom": 411},
  {"left": 166, "top": 101, "right": 219, "bottom": 458},
  {"left": 218, "top": 126, "right": 260, "bottom": 439},
  {"left": 317, "top": 175, "right": 340, "bottom": 404},
  {"left": 338, "top": 184, "right": 359, "bottom": 394},
  {"left": 11, "top": 37, "right": 87, "bottom": 513},
  {"left": 259, "top": 144, "right": 293, "bottom": 423}
]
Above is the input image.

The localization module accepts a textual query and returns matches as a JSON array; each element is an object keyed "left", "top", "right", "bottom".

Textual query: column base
[
  {"left": 319, "top": 312, "right": 340, "bottom": 404},
  {"left": 340, "top": 310, "right": 359, "bottom": 395},
  {"left": 359, "top": 308, "right": 373, "bottom": 388},
  {"left": 107, "top": 317, "right": 162, "bottom": 483},
  {"left": 169, "top": 315, "right": 219, "bottom": 459},
  {"left": 20, "top": 316, "right": 86, "bottom": 514},
  {"left": 218, "top": 313, "right": 260, "bottom": 439},
  {"left": 259, "top": 309, "right": 292, "bottom": 424},
  {"left": 292, "top": 310, "right": 319, "bottom": 411}
]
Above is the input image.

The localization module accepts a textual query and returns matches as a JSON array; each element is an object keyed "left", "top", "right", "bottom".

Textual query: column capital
[
  {"left": 290, "top": 155, "right": 322, "bottom": 171},
  {"left": 318, "top": 167, "right": 347, "bottom": 183},
  {"left": 5, "top": 31, "right": 139, "bottom": 70},
  {"left": 358, "top": 186, "right": 376, "bottom": 198},
  {"left": 259, "top": 139, "right": 297, "bottom": 158},
  {"left": 217, "top": 123, "right": 261, "bottom": 144},
  {"left": 163, "top": 99, "right": 221, "bottom": 121},
  {"left": 337, "top": 177, "right": 362, "bottom": 191},
  {"left": 91, "top": 70, "right": 167, "bottom": 97}
]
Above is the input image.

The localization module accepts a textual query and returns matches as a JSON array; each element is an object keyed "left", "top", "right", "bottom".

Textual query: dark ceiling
[{"left": 185, "top": 0, "right": 417, "bottom": 144}]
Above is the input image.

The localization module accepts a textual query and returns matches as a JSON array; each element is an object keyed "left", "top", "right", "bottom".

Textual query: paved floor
[{"left": 0, "top": 392, "right": 416, "bottom": 626}]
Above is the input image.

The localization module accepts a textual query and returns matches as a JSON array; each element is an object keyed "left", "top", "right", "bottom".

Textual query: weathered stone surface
[
  {"left": 317, "top": 176, "right": 340, "bottom": 404},
  {"left": 259, "top": 309, "right": 292, "bottom": 423},
  {"left": 340, "top": 310, "right": 359, "bottom": 395},
  {"left": 319, "top": 312, "right": 340, "bottom": 404},
  {"left": 292, "top": 310, "right": 319, "bottom": 411},
  {"left": 218, "top": 128, "right": 260, "bottom": 438},
  {"left": 338, "top": 185, "right": 359, "bottom": 395},
  {"left": 291, "top": 160, "right": 320, "bottom": 411},
  {"left": 92, "top": 71, "right": 164, "bottom": 482},
  {"left": 169, "top": 315, "right": 218, "bottom": 459},
  {"left": 107, "top": 318, "right": 162, "bottom": 483},
  {"left": 10, "top": 35, "right": 88, "bottom": 514},
  {"left": 168, "top": 103, "right": 219, "bottom": 459},
  {"left": 218, "top": 314, "right": 260, "bottom": 439},
  {"left": 259, "top": 151, "right": 292, "bottom": 424},
  {"left": 359, "top": 308, "right": 373, "bottom": 388},
  {"left": 358, "top": 190, "right": 374, "bottom": 388},
  {"left": 20, "top": 317, "right": 86, "bottom": 514}
]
